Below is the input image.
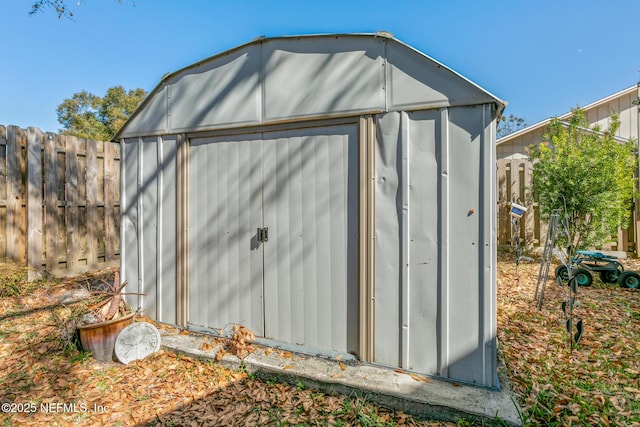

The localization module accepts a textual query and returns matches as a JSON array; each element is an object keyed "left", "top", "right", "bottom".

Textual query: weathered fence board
[
  {"left": 6, "top": 126, "right": 26, "bottom": 263},
  {"left": 44, "top": 132, "right": 59, "bottom": 271},
  {"left": 0, "top": 125, "right": 120, "bottom": 276},
  {"left": 86, "top": 138, "right": 99, "bottom": 266},
  {"left": 0, "top": 126, "right": 6, "bottom": 259},
  {"left": 497, "top": 158, "right": 636, "bottom": 254},
  {"left": 104, "top": 141, "right": 118, "bottom": 261},
  {"left": 65, "top": 135, "right": 80, "bottom": 271},
  {"left": 27, "top": 128, "right": 44, "bottom": 280}
]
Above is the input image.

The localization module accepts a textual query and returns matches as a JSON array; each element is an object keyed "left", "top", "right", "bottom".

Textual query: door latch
[{"left": 257, "top": 227, "right": 269, "bottom": 243}]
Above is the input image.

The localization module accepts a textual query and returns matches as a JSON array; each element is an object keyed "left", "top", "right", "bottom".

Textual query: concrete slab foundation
[{"left": 161, "top": 331, "right": 522, "bottom": 426}]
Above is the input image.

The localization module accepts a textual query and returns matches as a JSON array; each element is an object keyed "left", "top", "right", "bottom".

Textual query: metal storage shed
[{"left": 117, "top": 33, "right": 505, "bottom": 388}]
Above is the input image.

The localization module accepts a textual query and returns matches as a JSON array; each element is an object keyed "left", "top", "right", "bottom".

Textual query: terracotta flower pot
[{"left": 77, "top": 313, "right": 135, "bottom": 361}]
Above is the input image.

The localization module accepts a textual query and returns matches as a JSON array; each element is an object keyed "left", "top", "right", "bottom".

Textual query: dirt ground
[
  {"left": 1, "top": 253, "right": 639, "bottom": 426},
  {"left": 0, "top": 264, "right": 457, "bottom": 426},
  {"left": 496, "top": 251, "right": 640, "bottom": 426}
]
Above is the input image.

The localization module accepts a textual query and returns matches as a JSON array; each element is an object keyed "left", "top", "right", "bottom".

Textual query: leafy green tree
[
  {"left": 497, "top": 114, "right": 527, "bottom": 139},
  {"left": 528, "top": 108, "right": 637, "bottom": 249},
  {"left": 57, "top": 86, "right": 146, "bottom": 140}
]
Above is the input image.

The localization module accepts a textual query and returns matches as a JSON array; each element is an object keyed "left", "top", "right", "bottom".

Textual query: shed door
[
  {"left": 188, "top": 134, "right": 265, "bottom": 335},
  {"left": 188, "top": 124, "right": 358, "bottom": 354},
  {"left": 262, "top": 126, "right": 358, "bottom": 353}
]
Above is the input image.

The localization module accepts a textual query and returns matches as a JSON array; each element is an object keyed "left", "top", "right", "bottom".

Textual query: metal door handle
[{"left": 257, "top": 227, "right": 269, "bottom": 243}]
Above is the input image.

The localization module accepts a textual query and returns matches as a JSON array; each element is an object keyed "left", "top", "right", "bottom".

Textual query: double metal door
[{"left": 188, "top": 124, "right": 358, "bottom": 353}]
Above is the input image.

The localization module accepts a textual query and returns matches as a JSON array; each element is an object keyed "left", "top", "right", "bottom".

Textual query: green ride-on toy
[{"left": 555, "top": 250, "right": 640, "bottom": 289}]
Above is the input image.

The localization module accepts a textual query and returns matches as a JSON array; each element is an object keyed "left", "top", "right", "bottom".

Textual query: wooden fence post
[
  {"left": 104, "top": 141, "right": 118, "bottom": 261},
  {"left": 44, "top": 132, "right": 60, "bottom": 271},
  {"left": 26, "top": 128, "right": 44, "bottom": 279},
  {"left": 0, "top": 126, "right": 6, "bottom": 260},
  {"left": 6, "top": 126, "right": 25, "bottom": 264},
  {"left": 86, "top": 138, "right": 99, "bottom": 266},
  {"left": 497, "top": 160, "right": 508, "bottom": 244},
  {"left": 65, "top": 135, "right": 80, "bottom": 270}
]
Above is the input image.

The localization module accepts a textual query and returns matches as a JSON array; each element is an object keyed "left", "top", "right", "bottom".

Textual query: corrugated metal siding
[
  {"left": 159, "top": 137, "right": 178, "bottom": 324},
  {"left": 188, "top": 134, "right": 265, "bottom": 335},
  {"left": 374, "top": 107, "right": 496, "bottom": 387},
  {"left": 141, "top": 138, "right": 158, "bottom": 317},
  {"left": 373, "top": 111, "right": 441, "bottom": 372},
  {"left": 121, "top": 136, "right": 178, "bottom": 322},
  {"left": 187, "top": 125, "right": 358, "bottom": 353},
  {"left": 121, "top": 139, "right": 139, "bottom": 307},
  {"left": 446, "top": 106, "right": 492, "bottom": 386},
  {"left": 374, "top": 112, "right": 403, "bottom": 366},
  {"left": 263, "top": 125, "right": 358, "bottom": 353},
  {"left": 406, "top": 110, "right": 440, "bottom": 373}
]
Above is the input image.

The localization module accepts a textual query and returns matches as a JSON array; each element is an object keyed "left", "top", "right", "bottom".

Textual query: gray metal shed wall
[
  {"left": 374, "top": 106, "right": 496, "bottom": 387},
  {"left": 121, "top": 136, "right": 177, "bottom": 324}
]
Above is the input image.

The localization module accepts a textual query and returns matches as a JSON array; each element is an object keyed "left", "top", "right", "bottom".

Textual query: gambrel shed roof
[{"left": 118, "top": 32, "right": 504, "bottom": 138}]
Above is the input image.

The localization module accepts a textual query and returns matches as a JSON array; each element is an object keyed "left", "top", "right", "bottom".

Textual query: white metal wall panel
[
  {"left": 140, "top": 138, "right": 159, "bottom": 317},
  {"left": 159, "top": 136, "right": 178, "bottom": 324},
  {"left": 120, "top": 86, "right": 168, "bottom": 138},
  {"left": 168, "top": 46, "right": 262, "bottom": 132},
  {"left": 122, "top": 136, "right": 178, "bottom": 321},
  {"left": 374, "top": 111, "right": 440, "bottom": 372},
  {"left": 121, "top": 139, "right": 139, "bottom": 308},
  {"left": 446, "top": 106, "right": 494, "bottom": 386},
  {"left": 374, "top": 108, "right": 496, "bottom": 387},
  {"left": 406, "top": 110, "right": 440, "bottom": 373},
  {"left": 188, "top": 135, "right": 264, "bottom": 335},
  {"left": 386, "top": 42, "right": 494, "bottom": 112},
  {"left": 263, "top": 125, "right": 358, "bottom": 354},
  {"left": 482, "top": 104, "right": 498, "bottom": 387},
  {"left": 262, "top": 38, "right": 385, "bottom": 121},
  {"left": 374, "top": 112, "right": 402, "bottom": 366}
]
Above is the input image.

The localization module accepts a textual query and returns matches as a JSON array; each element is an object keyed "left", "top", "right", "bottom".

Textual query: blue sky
[{"left": 1, "top": 0, "right": 639, "bottom": 134}]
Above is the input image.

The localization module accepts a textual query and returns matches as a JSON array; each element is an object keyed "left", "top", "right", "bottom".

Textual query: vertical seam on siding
[
  {"left": 400, "top": 111, "right": 410, "bottom": 368},
  {"left": 119, "top": 139, "right": 127, "bottom": 299},
  {"left": 157, "top": 136, "right": 163, "bottom": 321},
  {"left": 438, "top": 108, "right": 449, "bottom": 378},
  {"left": 137, "top": 137, "right": 144, "bottom": 313}
]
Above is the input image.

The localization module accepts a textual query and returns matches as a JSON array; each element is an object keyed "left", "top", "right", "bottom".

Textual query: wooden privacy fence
[
  {"left": 0, "top": 125, "right": 120, "bottom": 277},
  {"left": 496, "top": 158, "right": 637, "bottom": 254},
  {"left": 497, "top": 158, "right": 541, "bottom": 247}
]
